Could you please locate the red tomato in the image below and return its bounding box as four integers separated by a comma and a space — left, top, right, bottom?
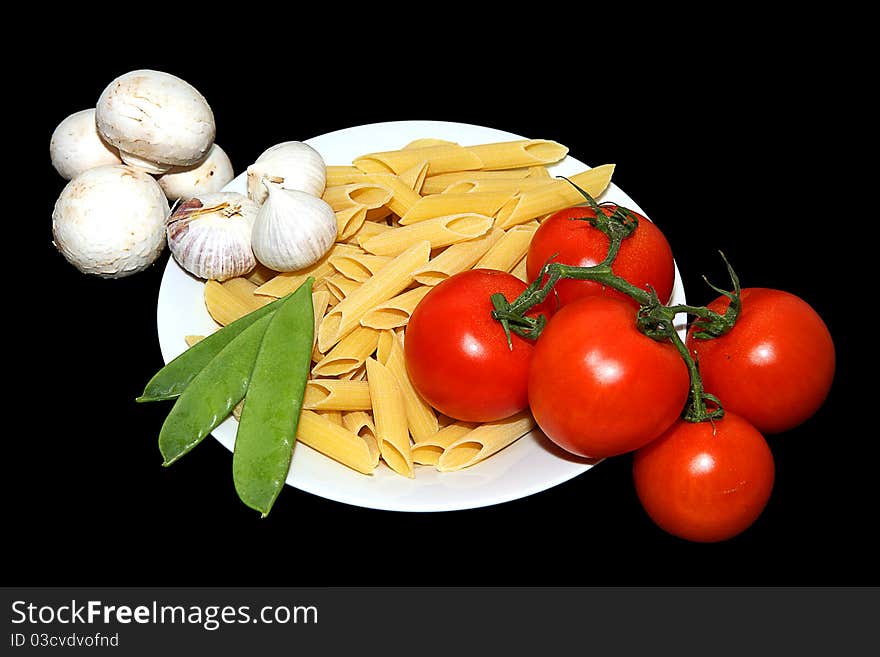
405, 269, 550, 422
528, 296, 689, 458
686, 288, 835, 434
633, 413, 775, 543
526, 205, 675, 307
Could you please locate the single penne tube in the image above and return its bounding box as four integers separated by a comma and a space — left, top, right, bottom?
436, 411, 536, 472
318, 241, 430, 352
245, 263, 279, 286
376, 330, 438, 443
319, 410, 344, 426
325, 165, 367, 186
322, 182, 392, 212
341, 411, 381, 468
184, 334, 206, 347
411, 422, 477, 466
399, 191, 513, 225
340, 362, 367, 381
474, 222, 539, 272
323, 272, 362, 302
398, 160, 429, 193
365, 358, 414, 478
303, 379, 371, 411
510, 254, 529, 282
313, 325, 381, 377
403, 138, 458, 149
311, 290, 331, 347
360, 214, 494, 257
335, 206, 367, 241
220, 276, 260, 298
442, 177, 553, 195
349, 219, 393, 246
360, 286, 432, 330
362, 172, 421, 217
412, 227, 503, 286
526, 165, 551, 179
254, 243, 364, 298
422, 169, 533, 194
495, 164, 615, 229
330, 252, 391, 283
204, 279, 271, 326
464, 139, 568, 170
354, 143, 483, 176
297, 410, 375, 474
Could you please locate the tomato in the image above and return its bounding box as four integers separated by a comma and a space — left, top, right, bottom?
633, 413, 775, 542
528, 296, 689, 458
686, 288, 835, 434
526, 205, 675, 307
405, 269, 551, 423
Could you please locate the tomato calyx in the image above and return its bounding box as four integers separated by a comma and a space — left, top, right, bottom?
490, 180, 742, 424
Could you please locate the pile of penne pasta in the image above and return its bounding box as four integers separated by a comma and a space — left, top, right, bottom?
193, 137, 614, 478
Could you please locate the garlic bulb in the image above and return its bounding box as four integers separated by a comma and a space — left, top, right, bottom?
246, 141, 326, 205
252, 183, 336, 272
166, 192, 260, 281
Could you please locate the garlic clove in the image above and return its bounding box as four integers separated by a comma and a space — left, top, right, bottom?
166, 192, 260, 281
251, 183, 336, 272
246, 141, 326, 205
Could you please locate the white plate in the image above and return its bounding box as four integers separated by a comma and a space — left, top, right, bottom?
156, 120, 687, 512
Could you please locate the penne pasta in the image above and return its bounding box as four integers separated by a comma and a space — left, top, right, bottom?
311, 290, 331, 346
436, 411, 536, 472
296, 410, 376, 474
335, 205, 367, 241
421, 168, 533, 194
442, 177, 553, 195
398, 160, 429, 193
464, 139, 568, 170
362, 172, 422, 217
412, 227, 503, 286
354, 142, 483, 176
495, 164, 615, 229
322, 182, 392, 212
365, 358, 414, 478
376, 330, 438, 443
341, 411, 381, 468
317, 240, 430, 352
474, 222, 539, 272
313, 325, 381, 377
325, 165, 367, 186
349, 219, 393, 246
360, 286, 432, 330
411, 422, 477, 466
360, 214, 494, 257
204, 279, 271, 326
510, 253, 529, 282
319, 410, 344, 426
398, 191, 513, 225
184, 334, 206, 347
330, 252, 391, 283
245, 263, 279, 286
323, 273, 362, 302
403, 138, 458, 149
303, 380, 371, 411
254, 243, 364, 298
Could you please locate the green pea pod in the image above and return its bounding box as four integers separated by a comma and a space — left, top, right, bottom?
159, 312, 275, 466
137, 298, 284, 403
233, 278, 315, 517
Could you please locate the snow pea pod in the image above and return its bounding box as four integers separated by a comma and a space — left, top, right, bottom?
159, 312, 274, 466
233, 278, 314, 517
137, 297, 283, 403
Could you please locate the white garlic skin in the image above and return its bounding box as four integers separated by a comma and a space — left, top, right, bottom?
252, 184, 336, 272
50, 109, 123, 180
96, 69, 216, 174
52, 165, 168, 278
158, 144, 235, 201
247, 141, 326, 205
166, 192, 260, 281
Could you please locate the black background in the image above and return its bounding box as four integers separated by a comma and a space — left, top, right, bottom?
15, 29, 873, 589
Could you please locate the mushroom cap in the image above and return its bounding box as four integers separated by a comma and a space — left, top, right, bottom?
52, 165, 169, 278
157, 143, 235, 201
50, 108, 122, 180
95, 69, 215, 171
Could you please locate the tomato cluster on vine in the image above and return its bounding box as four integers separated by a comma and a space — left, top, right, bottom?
404, 192, 834, 543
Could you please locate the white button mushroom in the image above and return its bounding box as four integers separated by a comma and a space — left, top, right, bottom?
52, 165, 169, 278
50, 108, 122, 180
157, 144, 235, 201
95, 69, 216, 175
